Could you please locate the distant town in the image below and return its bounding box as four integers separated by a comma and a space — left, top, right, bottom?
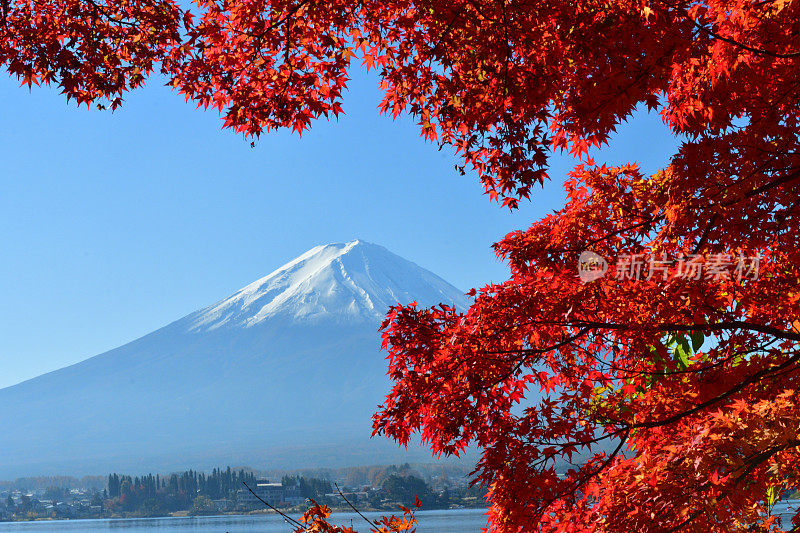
0, 464, 488, 522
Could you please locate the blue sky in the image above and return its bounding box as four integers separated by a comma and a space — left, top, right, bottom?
0, 68, 679, 388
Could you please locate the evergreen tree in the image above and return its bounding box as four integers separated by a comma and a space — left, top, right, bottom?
107, 474, 121, 499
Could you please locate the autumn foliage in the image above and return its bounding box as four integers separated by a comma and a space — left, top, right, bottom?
287, 501, 417, 533
4, 0, 800, 530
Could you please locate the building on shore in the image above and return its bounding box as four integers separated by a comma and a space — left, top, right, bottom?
237, 480, 303, 509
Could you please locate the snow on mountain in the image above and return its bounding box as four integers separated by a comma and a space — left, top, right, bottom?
0, 241, 470, 477
190, 240, 468, 330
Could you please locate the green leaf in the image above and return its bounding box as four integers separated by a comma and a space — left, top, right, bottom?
675, 341, 690, 368
690, 331, 704, 352
767, 485, 778, 507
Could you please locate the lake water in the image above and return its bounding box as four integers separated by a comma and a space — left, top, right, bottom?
1, 502, 797, 532
0, 509, 489, 533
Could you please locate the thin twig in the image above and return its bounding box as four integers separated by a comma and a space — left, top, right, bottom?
688, 15, 800, 59
85, 0, 138, 27
334, 482, 378, 529
242, 481, 305, 530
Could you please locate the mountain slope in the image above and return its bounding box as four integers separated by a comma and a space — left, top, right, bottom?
0, 241, 470, 477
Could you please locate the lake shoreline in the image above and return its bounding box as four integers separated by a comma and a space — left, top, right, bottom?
0, 508, 491, 533
0, 505, 490, 525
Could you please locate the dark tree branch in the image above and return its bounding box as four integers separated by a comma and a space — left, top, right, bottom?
629, 352, 800, 430
85, 0, 138, 27
242, 481, 305, 530
687, 14, 800, 59
334, 482, 378, 529
558, 319, 800, 343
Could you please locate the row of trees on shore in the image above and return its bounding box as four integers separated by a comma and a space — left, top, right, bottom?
107, 467, 257, 503
1, 464, 486, 521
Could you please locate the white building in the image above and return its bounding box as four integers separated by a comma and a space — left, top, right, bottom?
237, 480, 303, 509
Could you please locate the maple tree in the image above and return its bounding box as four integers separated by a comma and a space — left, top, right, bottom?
4, 0, 800, 530
291, 501, 417, 533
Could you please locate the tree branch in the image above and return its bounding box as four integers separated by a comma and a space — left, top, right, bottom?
242, 481, 305, 530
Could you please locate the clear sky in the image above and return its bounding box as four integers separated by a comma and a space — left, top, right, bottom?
0, 68, 680, 389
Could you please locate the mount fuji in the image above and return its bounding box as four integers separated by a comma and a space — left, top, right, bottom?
0, 240, 470, 478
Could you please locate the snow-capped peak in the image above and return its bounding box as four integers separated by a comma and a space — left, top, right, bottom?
188, 240, 468, 331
